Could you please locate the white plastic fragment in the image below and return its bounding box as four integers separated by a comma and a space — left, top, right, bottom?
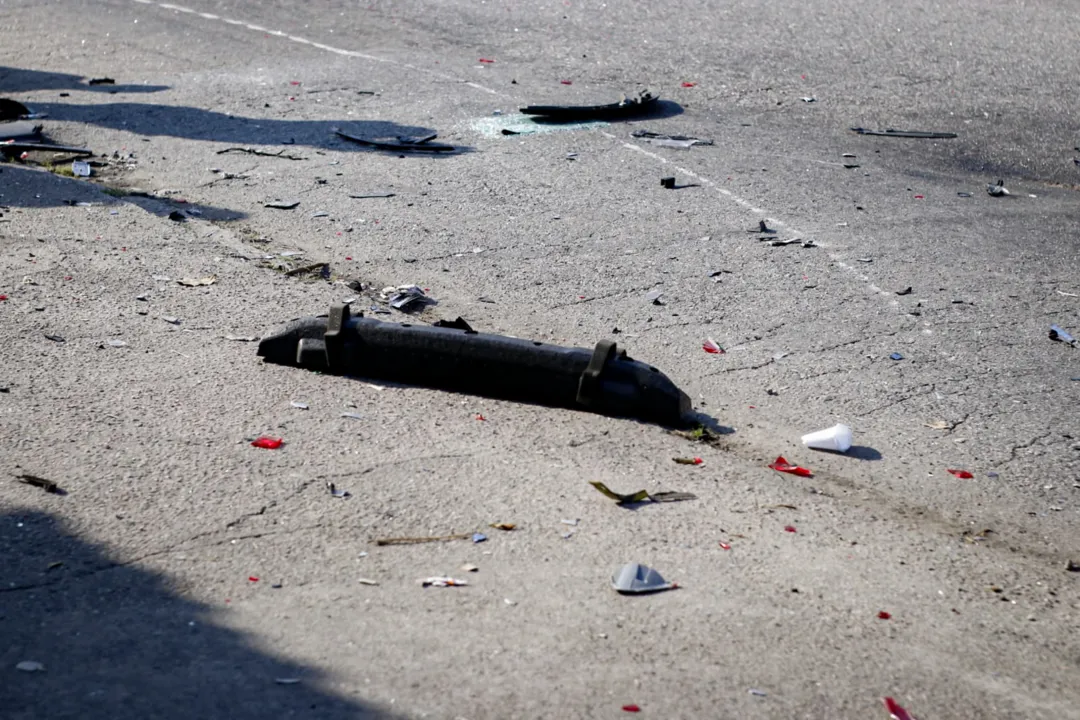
16, 661, 45, 672
611, 563, 675, 594
801, 423, 853, 452
290, 401, 309, 410
107, 339, 128, 347
341, 412, 363, 420
420, 577, 468, 587
72, 160, 91, 177
357, 578, 379, 586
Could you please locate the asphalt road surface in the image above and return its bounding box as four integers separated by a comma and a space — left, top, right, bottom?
2, 1, 1079, 718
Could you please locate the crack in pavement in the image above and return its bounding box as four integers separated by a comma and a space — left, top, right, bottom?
853, 384, 937, 417
548, 284, 656, 309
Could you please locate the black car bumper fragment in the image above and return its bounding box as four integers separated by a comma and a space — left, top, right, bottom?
257, 304, 692, 426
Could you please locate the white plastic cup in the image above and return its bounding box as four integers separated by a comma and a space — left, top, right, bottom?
801, 424, 853, 453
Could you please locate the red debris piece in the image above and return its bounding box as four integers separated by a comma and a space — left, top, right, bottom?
692, 457, 703, 465
681, 81, 696, 87
719, 542, 731, 550
769, 456, 813, 477
478, 58, 495, 63
702, 337, 724, 354
290, 80, 301, 85
64, 276, 72, 281
475, 414, 486, 421
560, 79, 573, 85
345, 256, 353, 261
621, 705, 641, 713
883, 697, 914, 720
947, 469, 974, 479
877, 611, 891, 620
0, 295, 7, 301
249, 576, 259, 582
784, 525, 797, 533
251, 436, 284, 450
913, 194, 924, 199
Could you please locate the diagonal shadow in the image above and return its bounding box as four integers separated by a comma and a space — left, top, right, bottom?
26, 102, 473, 155
0, 509, 400, 719
0, 163, 246, 217
0, 66, 169, 94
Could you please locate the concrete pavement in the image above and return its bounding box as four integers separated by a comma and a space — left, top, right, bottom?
2, 0, 1079, 717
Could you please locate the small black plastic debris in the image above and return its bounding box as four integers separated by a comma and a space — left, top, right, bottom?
264, 199, 300, 209
433, 317, 476, 333
769, 238, 815, 248
850, 127, 957, 139
16, 474, 63, 494
333, 128, 454, 153
349, 192, 395, 199
478, 296, 496, 304
708, 269, 732, 277
521, 90, 658, 120
397, 132, 438, 145
800, 96, 816, 103
645, 288, 665, 305
889, 352, 904, 361
631, 130, 713, 148
660, 176, 676, 189
1049, 324, 1077, 347
843, 163, 860, 169
216, 147, 305, 160
167, 210, 186, 222
957, 192, 972, 198
1067, 560, 1080, 572
749, 219, 776, 234
987, 179, 1010, 197
896, 286, 913, 296
87, 77, 115, 85
44, 334, 65, 343
501, 128, 521, 136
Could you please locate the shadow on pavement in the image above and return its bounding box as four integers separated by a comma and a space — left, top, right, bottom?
0, 509, 397, 720
0, 164, 246, 219
0, 67, 169, 94
26, 101, 473, 155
